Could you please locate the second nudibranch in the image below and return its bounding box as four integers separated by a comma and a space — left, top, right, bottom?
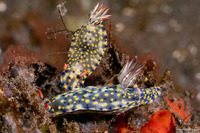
45, 58, 162, 114
45, 85, 161, 114
60, 3, 111, 91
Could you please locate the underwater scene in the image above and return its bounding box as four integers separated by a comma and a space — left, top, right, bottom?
0, 0, 199, 132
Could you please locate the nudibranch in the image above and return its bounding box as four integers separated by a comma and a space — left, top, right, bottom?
61, 3, 111, 91
45, 58, 161, 114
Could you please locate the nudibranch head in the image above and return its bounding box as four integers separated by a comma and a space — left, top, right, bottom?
45, 85, 161, 115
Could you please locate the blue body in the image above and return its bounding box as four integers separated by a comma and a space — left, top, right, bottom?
60, 24, 107, 90
45, 85, 161, 115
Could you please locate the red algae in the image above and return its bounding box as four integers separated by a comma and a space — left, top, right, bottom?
140, 110, 175, 133
167, 97, 190, 123
115, 111, 176, 133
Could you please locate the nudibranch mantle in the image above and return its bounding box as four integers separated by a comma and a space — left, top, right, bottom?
60, 3, 110, 91
45, 85, 161, 115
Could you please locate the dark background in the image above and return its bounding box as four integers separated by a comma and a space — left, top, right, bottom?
0, 0, 200, 104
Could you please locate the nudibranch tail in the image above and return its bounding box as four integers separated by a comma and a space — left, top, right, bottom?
45, 85, 161, 115
118, 58, 143, 88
